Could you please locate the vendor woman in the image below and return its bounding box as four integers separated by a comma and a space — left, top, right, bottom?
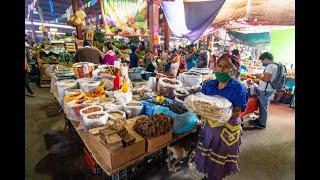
195, 57, 249, 180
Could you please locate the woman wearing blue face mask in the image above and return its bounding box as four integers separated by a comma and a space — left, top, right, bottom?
195, 57, 249, 180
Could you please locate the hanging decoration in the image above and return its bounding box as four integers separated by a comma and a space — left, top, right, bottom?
49, 0, 55, 18
100, 0, 148, 36
67, 10, 86, 28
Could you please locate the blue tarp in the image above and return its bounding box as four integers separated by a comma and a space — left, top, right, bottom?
227, 31, 271, 47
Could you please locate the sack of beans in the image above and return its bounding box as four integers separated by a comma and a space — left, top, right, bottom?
153, 101, 198, 134
80, 81, 101, 93
56, 79, 78, 102
179, 72, 202, 88
157, 78, 182, 99
82, 111, 109, 131
122, 101, 144, 118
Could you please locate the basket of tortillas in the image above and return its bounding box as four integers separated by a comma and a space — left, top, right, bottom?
184, 92, 233, 124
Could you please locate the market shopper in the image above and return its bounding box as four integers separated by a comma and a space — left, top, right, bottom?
195, 57, 248, 180
249, 52, 279, 129
230, 49, 241, 78
75, 40, 103, 64
170, 49, 181, 77
129, 47, 139, 68
186, 46, 198, 70
103, 43, 117, 65
25, 56, 35, 97
143, 51, 157, 73
197, 49, 209, 68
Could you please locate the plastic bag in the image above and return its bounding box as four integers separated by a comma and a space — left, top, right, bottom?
104, 103, 122, 111
82, 99, 99, 107
114, 90, 133, 105
80, 81, 101, 93
147, 77, 157, 92
123, 101, 144, 118
105, 110, 126, 120
82, 111, 108, 131
180, 72, 203, 88
72, 62, 94, 78
65, 99, 86, 121
184, 92, 233, 124
157, 78, 182, 98
96, 98, 115, 107
56, 79, 78, 101
153, 106, 198, 134
79, 105, 104, 119
173, 88, 190, 101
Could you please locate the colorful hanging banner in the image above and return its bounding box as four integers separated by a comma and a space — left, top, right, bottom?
100, 0, 148, 36
49, 0, 55, 17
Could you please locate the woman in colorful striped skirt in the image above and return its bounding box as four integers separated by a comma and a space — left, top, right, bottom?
195, 57, 249, 180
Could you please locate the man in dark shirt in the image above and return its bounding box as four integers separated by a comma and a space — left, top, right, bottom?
129, 47, 139, 68
75, 40, 102, 64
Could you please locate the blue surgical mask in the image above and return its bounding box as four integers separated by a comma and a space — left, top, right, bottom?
262, 63, 268, 67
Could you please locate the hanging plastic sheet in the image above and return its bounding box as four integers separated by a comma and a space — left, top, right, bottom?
227, 31, 271, 48
49, 0, 55, 18
161, 0, 226, 42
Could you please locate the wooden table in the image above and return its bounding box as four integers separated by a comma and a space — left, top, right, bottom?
69, 120, 197, 176
51, 91, 198, 178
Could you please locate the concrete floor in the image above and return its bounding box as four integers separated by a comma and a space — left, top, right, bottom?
25, 83, 295, 180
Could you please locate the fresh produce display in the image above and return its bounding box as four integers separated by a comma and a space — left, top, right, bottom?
100, 0, 148, 36
133, 113, 172, 138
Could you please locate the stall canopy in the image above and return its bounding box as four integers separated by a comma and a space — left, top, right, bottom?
161, 0, 226, 42
213, 0, 295, 26
161, 0, 294, 42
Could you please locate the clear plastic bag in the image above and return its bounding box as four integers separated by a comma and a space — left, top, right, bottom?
122, 101, 144, 118
79, 105, 104, 119
180, 72, 203, 88
184, 92, 233, 124
114, 90, 133, 105
56, 79, 78, 100
157, 78, 182, 98
105, 110, 126, 120
104, 103, 122, 111
65, 99, 83, 121
80, 81, 101, 93
82, 111, 108, 131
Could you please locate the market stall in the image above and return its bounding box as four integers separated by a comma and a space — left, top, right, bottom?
49, 61, 213, 178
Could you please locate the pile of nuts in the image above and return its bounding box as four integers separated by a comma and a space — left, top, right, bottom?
133, 114, 172, 138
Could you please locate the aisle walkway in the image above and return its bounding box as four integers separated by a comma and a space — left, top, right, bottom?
25, 84, 295, 180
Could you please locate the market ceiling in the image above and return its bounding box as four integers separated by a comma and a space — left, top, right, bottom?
25, 0, 102, 23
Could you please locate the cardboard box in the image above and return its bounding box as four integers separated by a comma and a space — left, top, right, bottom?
145, 129, 172, 153
104, 128, 145, 170
126, 115, 173, 153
